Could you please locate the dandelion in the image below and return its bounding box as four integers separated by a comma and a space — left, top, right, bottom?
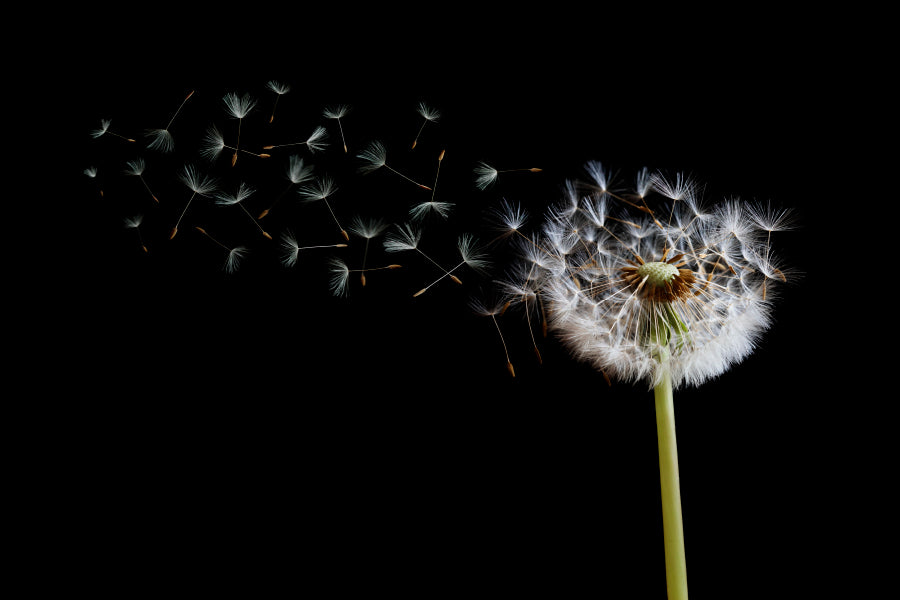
258, 154, 315, 219
413, 233, 489, 297
124, 214, 147, 253
279, 230, 347, 268
90, 119, 135, 143
266, 80, 290, 123
474, 161, 542, 190
409, 149, 454, 221
84, 166, 102, 197
298, 176, 347, 241
325, 255, 399, 297
170, 164, 217, 239
411, 101, 440, 149
469, 296, 515, 377
195, 227, 248, 274
146, 90, 194, 152
504, 162, 795, 600
263, 125, 328, 153
215, 182, 272, 239
201, 125, 271, 163
323, 104, 350, 152
384, 223, 463, 293
357, 140, 432, 190
347, 215, 391, 286
222, 92, 257, 166
123, 158, 159, 204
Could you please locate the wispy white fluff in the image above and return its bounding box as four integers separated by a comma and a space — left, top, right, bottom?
504, 162, 793, 389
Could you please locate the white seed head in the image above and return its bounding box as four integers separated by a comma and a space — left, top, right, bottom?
357, 140, 387, 173
223, 92, 257, 119
474, 162, 499, 190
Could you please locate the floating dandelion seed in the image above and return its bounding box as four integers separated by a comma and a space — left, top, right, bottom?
91, 119, 135, 143
201, 125, 271, 163
326, 255, 399, 297
222, 92, 258, 166
146, 90, 194, 153
258, 154, 315, 219
505, 162, 795, 599
124, 214, 148, 253
323, 104, 350, 152
357, 140, 432, 190
279, 230, 347, 268
195, 227, 247, 274
413, 233, 489, 297
266, 80, 290, 123
263, 125, 328, 153
411, 101, 440, 149
409, 149, 454, 221
215, 182, 272, 239
298, 176, 347, 241
123, 158, 159, 204
84, 166, 102, 197
384, 223, 462, 292
469, 296, 515, 377
348, 215, 389, 286
474, 161, 542, 190
170, 164, 217, 239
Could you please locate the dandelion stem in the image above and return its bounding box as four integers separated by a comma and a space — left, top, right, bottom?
654, 358, 688, 600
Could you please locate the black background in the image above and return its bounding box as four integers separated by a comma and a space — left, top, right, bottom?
36, 4, 855, 597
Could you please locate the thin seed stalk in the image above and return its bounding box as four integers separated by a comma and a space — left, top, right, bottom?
654, 352, 688, 600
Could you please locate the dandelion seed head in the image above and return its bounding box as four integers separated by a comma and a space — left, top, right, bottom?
91, 119, 111, 138
305, 126, 329, 153
409, 200, 455, 221
474, 162, 499, 190
416, 102, 440, 122
323, 104, 350, 119
457, 233, 490, 271
84, 166, 98, 178
216, 182, 256, 206
200, 125, 226, 161
508, 162, 792, 389
266, 80, 290, 95
124, 158, 146, 176
124, 214, 144, 229
280, 231, 300, 267
298, 176, 338, 202
286, 155, 315, 185
348, 215, 387, 239
223, 92, 257, 119
357, 140, 387, 173
383, 223, 421, 252
225, 247, 247, 274
179, 164, 218, 195
328, 257, 351, 297
146, 128, 175, 152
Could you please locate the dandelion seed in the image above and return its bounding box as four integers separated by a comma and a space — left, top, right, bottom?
357, 140, 432, 190
299, 176, 348, 241
201, 125, 271, 163
384, 223, 462, 294
84, 166, 102, 197
279, 230, 347, 268
195, 226, 247, 274
146, 90, 194, 152
348, 215, 388, 286
474, 161, 542, 190
328, 257, 351, 297
222, 92, 257, 166
266, 80, 290, 123
170, 164, 217, 239
123, 158, 159, 204
411, 101, 440, 149
215, 182, 272, 239
124, 214, 148, 253
469, 296, 515, 377
258, 154, 315, 219
409, 149, 454, 221
323, 104, 350, 152
263, 125, 328, 153
91, 119, 136, 143
413, 233, 489, 297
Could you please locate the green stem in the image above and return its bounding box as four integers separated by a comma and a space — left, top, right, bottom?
655, 363, 688, 600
